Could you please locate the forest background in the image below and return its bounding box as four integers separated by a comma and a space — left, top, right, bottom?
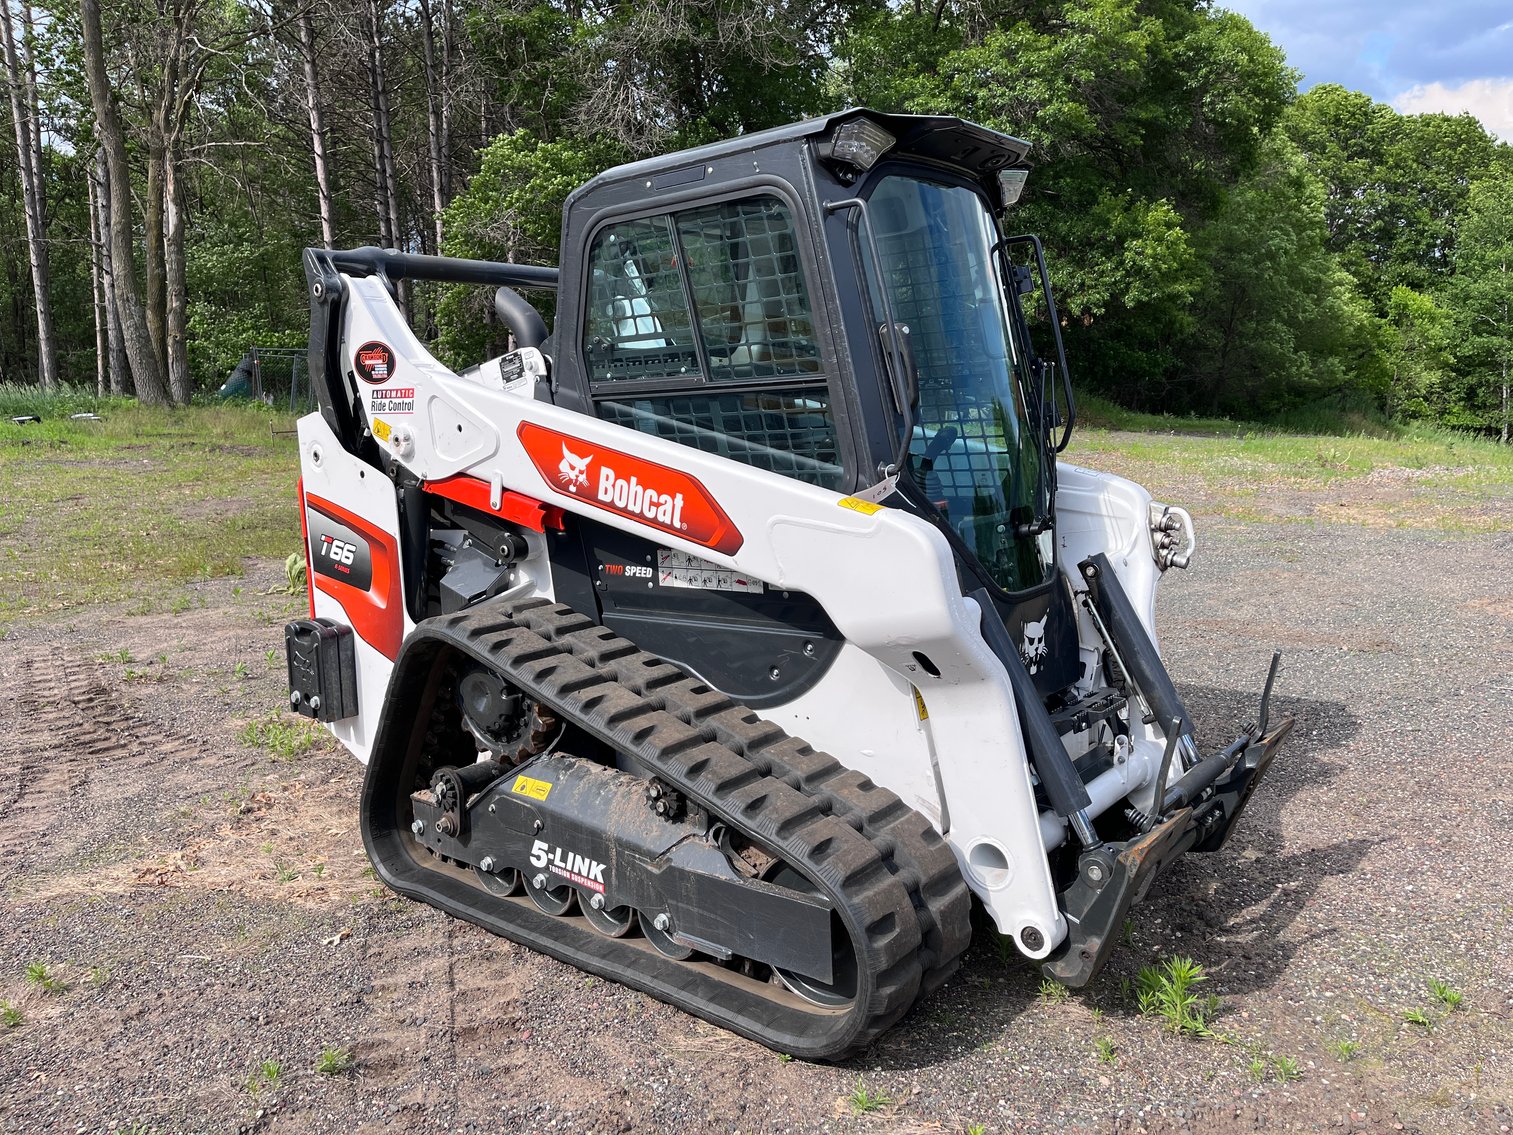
1, 0, 1510, 436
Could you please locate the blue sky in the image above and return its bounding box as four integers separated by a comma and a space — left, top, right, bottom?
1220, 1, 1513, 138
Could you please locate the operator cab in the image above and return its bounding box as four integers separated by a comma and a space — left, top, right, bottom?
550, 110, 1079, 700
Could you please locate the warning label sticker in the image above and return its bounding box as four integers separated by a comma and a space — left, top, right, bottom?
511, 775, 552, 801
371, 417, 392, 443
370, 386, 415, 415
837, 496, 883, 516
656, 549, 765, 593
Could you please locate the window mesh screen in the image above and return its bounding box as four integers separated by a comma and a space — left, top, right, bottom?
584, 197, 820, 385
598, 392, 844, 489
875, 218, 1015, 503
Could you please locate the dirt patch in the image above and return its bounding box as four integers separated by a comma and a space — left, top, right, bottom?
2, 515, 1511, 1135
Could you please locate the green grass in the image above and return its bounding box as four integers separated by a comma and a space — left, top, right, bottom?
1037, 976, 1070, 1004
1094, 1036, 1117, 1064
848, 1078, 892, 1115
315, 1045, 355, 1076
0, 398, 300, 628
1428, 978, 1464, 1011
1, 1001, 21, 1027
238, 712, 323, 760
1327, 1037, 1360, 1061
244, 1058, 283, 1094
1402, 1007, 1434, 1029
24, 961, 67, 994
1069, 391, 1513, 531
1136, 955, 1217, 1038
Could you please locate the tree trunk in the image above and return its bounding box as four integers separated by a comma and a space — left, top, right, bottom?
95, 148, 128, 395
87, 164, 106, 395
164, 144, 191, 402
93, 147, 126, 396
418, 0, 444, 253
440, 0, 452, 205
0, 0, 58, 388
364, 0, 391, 246
79, 0, 169, 404
144, 137, 167, 375
365, 0, 407, 314
298, 7, 334, 248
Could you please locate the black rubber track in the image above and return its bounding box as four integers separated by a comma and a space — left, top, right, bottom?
515, 603, 973, 999
361, 597, 972, 1059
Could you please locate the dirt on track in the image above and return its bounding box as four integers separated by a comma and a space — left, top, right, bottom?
1, 511, 1511, 1135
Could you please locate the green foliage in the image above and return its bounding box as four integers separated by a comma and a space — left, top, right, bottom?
238, 713, 320, 761
24, 961, 67, 993
1271, 1055, 1300, 1082
1402, 1007, 1434, 1029
1443, 177, 1513, 438
435, 132, 626, 366
833, 0, 1295, 404
1136, 955, 1216, 1037
315, 1046, 355, 1075
848, 1078, 892, 1115
1380, 287, 1453, 420
284, 552, 307, 595
244, 1059, 282, 1094
1, 1001, 21, 1027
1184, 134, 1385, 416
1327, 1037, 1360, 1061
8, 0, 1510, 434
1094, 1036, 1116, 1064
1037, 977, 1070, 1004
1284, 85, 1504, 306
1428, 978, 1464, 1011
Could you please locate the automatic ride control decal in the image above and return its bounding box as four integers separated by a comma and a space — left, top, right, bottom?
517, 422, 743, 554
370, 386, 415, 415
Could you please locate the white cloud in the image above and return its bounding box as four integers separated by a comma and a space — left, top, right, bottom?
1392, 77, 1513, 139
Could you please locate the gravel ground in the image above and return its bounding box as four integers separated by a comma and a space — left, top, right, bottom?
1, 494, 1510, 1135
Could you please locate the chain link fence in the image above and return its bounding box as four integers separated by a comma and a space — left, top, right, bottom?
221, 348, 314, 413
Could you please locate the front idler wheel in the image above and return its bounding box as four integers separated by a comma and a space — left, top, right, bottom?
767, 865, 859, 1008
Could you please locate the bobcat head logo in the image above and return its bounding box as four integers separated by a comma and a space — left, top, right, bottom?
1020, 616, 1048, 675
558, 443, 593, 491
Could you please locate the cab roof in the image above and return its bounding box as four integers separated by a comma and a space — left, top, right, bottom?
572, 109, 1032, 201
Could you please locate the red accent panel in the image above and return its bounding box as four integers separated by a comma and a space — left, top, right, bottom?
422, 475, 565, 532
516, 422, 743, 555
306, 493, 404, 660
297, 477, 315, 619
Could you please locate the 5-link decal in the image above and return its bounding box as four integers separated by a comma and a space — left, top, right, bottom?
530, 839, 606, 893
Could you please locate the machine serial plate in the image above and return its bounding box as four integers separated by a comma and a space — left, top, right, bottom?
656, 549, 766, 594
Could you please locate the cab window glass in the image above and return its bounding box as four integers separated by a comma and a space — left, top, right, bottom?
584, 197, 820, 384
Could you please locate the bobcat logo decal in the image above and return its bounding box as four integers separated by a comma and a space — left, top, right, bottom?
1020, 616, 1048, 676
558, 443, 593, 491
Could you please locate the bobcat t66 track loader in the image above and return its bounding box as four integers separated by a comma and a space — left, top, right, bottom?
287, 110, 1293, 1059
